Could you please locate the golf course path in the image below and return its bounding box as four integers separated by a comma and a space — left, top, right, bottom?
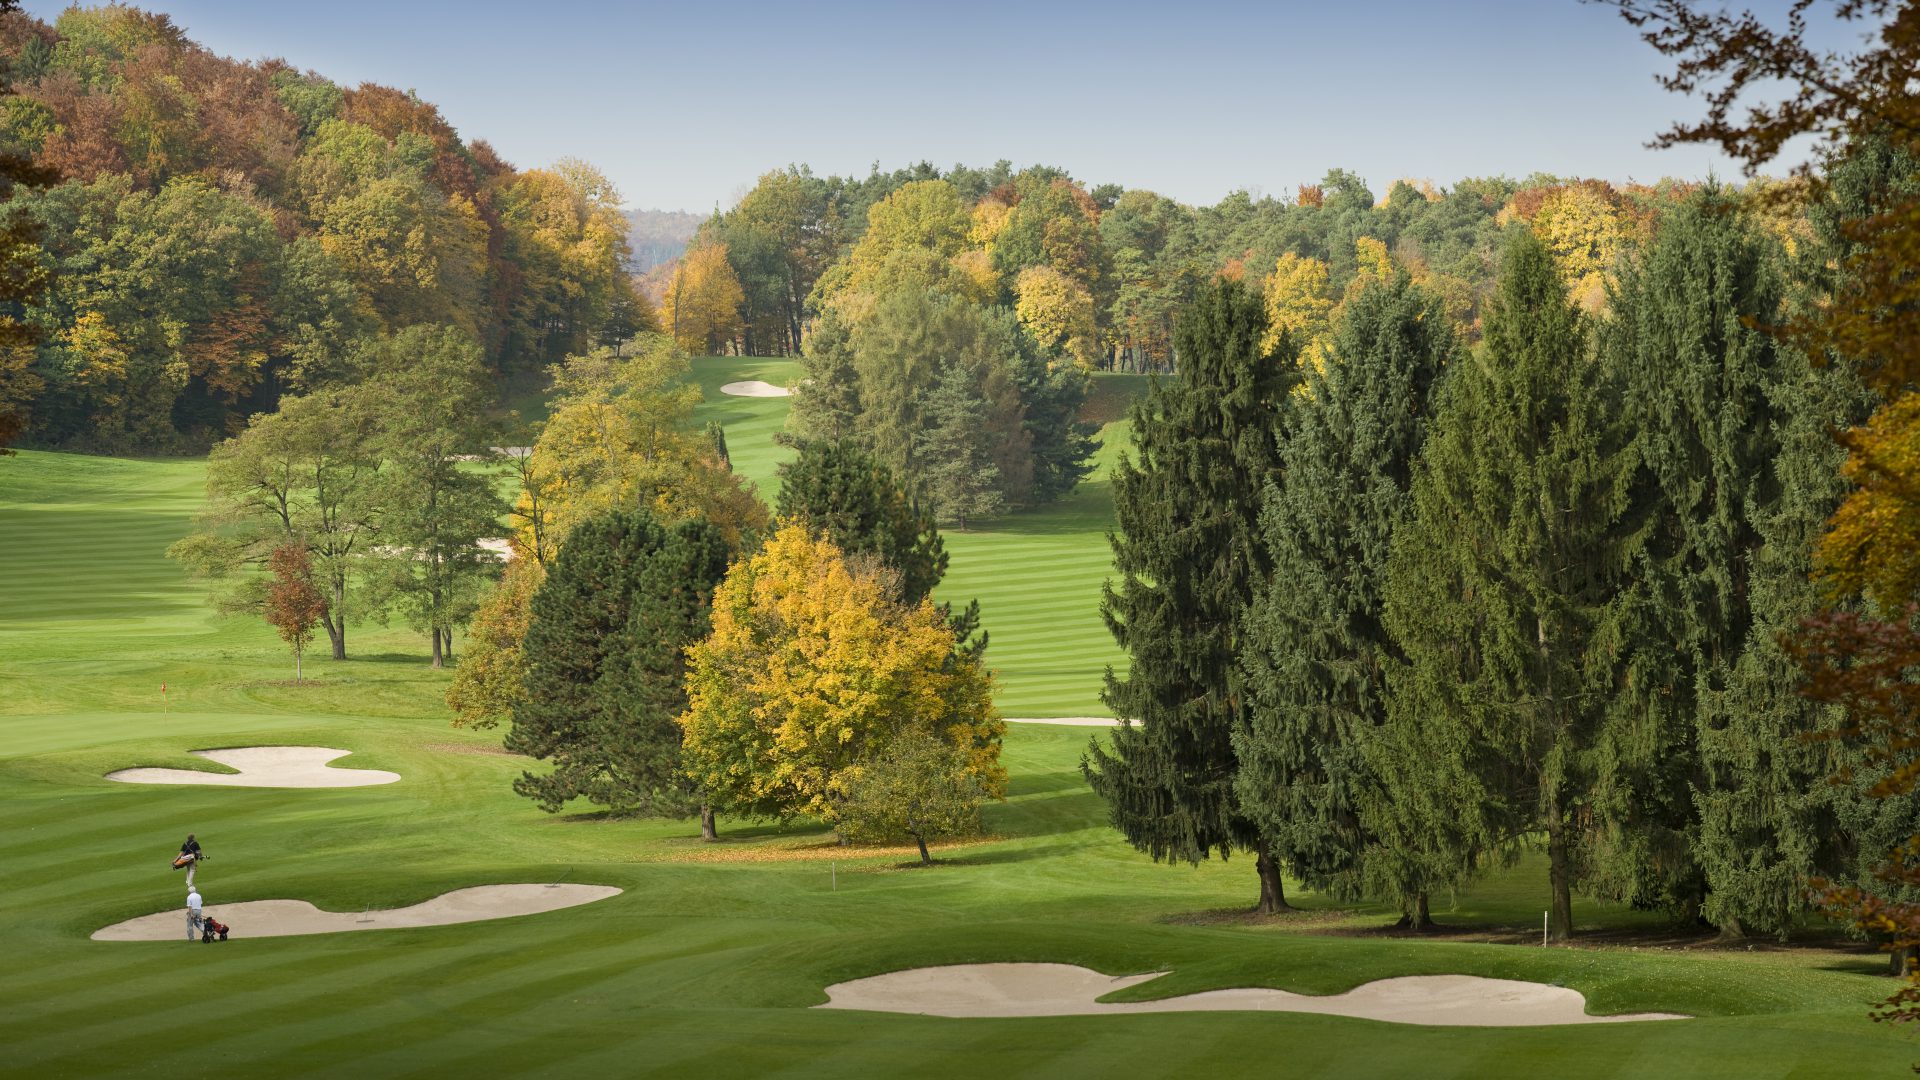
92, 884, 623, 940
106, 746, 401, 788
817, 963, 1686, 1026
719, 380, 791, 397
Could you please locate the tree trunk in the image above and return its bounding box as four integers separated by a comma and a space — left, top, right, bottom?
294, 641, 302, 683
916, 832, 931, 866
1392, 891, 1433, 931
1892, 945, 1917, 977
1717, 913, 1746, 942
326, 581, 347, 660
430, 627, 443, 669
700, 806, 717, 842
1254, 839, 1293, 914
1545, 796, 1574, 941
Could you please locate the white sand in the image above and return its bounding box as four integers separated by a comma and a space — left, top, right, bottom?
106, 747, 401, 789
1003, 717, 1120, 727
817, 963, 1685, 1026
719, 380, 792, 398
92, 884, 622, 941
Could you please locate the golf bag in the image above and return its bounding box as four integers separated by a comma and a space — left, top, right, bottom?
200, 917, 229, 942
172, 853, 196, 870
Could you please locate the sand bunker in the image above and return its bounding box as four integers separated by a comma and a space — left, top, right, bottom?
818, 963, 1685, 1026
106, 746, 401, 788
719, 380, 792, 398
1004, 717, 1119, 727
92, 884, 622, 941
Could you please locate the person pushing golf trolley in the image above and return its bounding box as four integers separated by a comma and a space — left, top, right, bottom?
172, 833, 206, 886
185, 886, 203, 941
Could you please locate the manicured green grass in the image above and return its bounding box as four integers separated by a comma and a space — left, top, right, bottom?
1, 417, 1913, 1076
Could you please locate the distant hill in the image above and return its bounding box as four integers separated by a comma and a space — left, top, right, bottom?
627, 209, 704, 272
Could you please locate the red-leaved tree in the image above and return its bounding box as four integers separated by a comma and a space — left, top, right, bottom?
264, 542, 327, 681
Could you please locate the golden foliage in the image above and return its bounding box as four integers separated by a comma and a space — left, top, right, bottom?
661, 241, 744, 353
678, 524, 1004, 823
1258, 253, 1333, 364
1014, 264, 1099, 368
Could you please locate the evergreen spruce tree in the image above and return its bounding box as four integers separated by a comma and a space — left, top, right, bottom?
1233, 275, 1455, 919
914, 363, 1006, 530
1083, 278, 1299, 913
1378, 231, 1637, 940
1601, 185, 1828, 932
507, 508, 732, 823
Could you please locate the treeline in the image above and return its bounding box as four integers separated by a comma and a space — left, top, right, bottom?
0, 4, 642, 452
1088, 145, 1916, 943
663, 159, 1710, 371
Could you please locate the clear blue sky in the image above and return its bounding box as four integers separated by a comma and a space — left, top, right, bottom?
21, 1, 1851, 211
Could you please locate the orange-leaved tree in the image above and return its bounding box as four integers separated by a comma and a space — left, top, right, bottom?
264, 542, 327, 681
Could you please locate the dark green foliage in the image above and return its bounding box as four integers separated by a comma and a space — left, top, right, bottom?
1600, 186, 1814, 930
776, 438, 947, 603
1013, 345, 1100, 502
1378, 231, 1637, 939
1233, 275, 1454, 908
507, 508, 731, 816
1083, 278, 1298, 911
914, 363, 1006, 530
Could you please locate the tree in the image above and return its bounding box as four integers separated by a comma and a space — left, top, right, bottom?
660, 240, 743, 354
1377, 231, 1637, 940
1014, 265, 1099, 369
1258, 253, 1333, 364
775, 438, 947, 603
1600, 185, 1845, 933
264, 542, 326, 681
678, 524, 1004, 823
838, 733, 993, 865
446, 556, 543, 729
1233, 274, 1455, 923
512, 338, 767, 560
506, 508, 732, 821
914, 364, 1005, 530
1082, 278, 1299, 913
363, 325, 505, 666
169, 385, 382, 660
775, 437, 985, 658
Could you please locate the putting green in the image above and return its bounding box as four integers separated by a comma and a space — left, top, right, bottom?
0, 375, 1906, 1077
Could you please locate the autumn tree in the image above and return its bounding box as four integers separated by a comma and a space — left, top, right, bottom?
446, 556, 543, 729
264, 542, 327, 681
1258, 253, 1334, 363
678, 525, 1004, 824
1083, 278, 1299, 913
661, 240, 744, 354
1013, 264, 1099, 369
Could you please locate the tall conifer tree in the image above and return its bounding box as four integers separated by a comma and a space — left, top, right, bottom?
1234, 275, 1454, 917
508, 509, 732, 822
1083, 278, 1298, 912
1379, 231, 1637, 939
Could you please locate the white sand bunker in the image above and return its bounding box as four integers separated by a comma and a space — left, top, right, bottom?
92, 884, 622, 941
106, 747, 401, 788
818, 963, 1685, 1026
719, 380, 791, 397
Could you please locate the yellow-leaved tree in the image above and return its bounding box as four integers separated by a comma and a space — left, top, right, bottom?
1525, 185, 1625, 313
662, 241, 744, 354
1259, 253, 1334, 365
678, 524, 1005, 823
1014, 264, 1100, 368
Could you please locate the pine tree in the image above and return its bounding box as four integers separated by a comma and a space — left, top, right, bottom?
1233, 275, 1455, 920
506, 508, 732, 821
914, 363, 1005, 530
1083, 278, 1299, 913
1379, 231, 1637, 940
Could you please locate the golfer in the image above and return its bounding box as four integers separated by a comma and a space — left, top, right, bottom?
185, 887, 203, 941
176, 834, 205, 886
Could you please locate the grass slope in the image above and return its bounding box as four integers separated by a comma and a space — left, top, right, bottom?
0, 392, 1910, 1076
